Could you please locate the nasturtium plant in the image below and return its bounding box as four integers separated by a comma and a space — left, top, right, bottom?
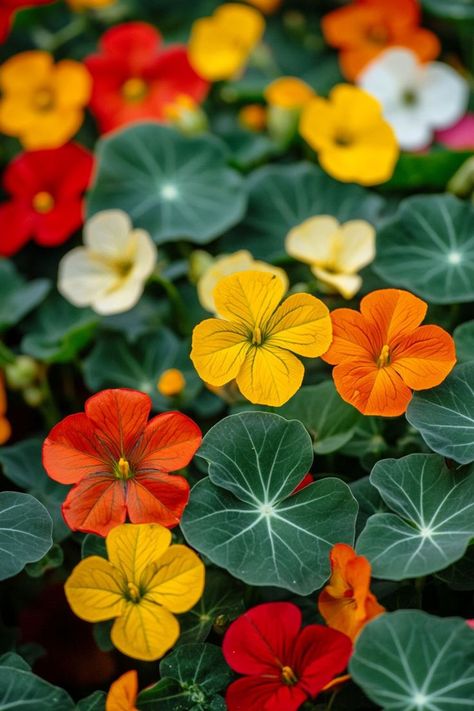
454, 320, 474, 362
0, 259, 50, 331
357, 454, 474, 579
0, 653, 74, 710
350, 611, 474, 710
87, 123, 247, 245
374, 194, 474, 304
407, 362, 474, 464
181, 412, 358, 593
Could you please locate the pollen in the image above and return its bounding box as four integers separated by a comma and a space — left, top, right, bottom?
252, 326, 262, 345
281, 665, 298, 685
117, 457, 130, 479
377, 344, 390, 368
121, 77, 148, 102
33, 191, 55, 213
127, 582, 141, 602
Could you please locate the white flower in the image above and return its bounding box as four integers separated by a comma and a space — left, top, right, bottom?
58, 210, 157, 315
358, 48, 469, 151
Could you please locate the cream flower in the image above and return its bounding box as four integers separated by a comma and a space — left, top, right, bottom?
358, 48, 469, 151
285, 216, 375, 299
58, 210, 157, 315
197, 250, 288, 314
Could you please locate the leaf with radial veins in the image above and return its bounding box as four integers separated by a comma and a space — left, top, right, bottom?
454, 320, 474, 363
373, 194, 474, 304
406, 362, 474, 465
356, 454, 474, 580
181, 412, 357, 594
350, 610, 474, 711
0, 653, 74, 710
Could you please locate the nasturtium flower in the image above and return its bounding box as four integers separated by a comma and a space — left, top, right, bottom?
197, 250, 288, 314
68, 0, 116, 10
318, 543, 385, 641
223, 602, 352, 711
300, 84, 398, 186
0, 374, 11, 445
157, 368, 186, 398
65, 523, 205, 660
436, 114, 474, 151
0, 0, 53, 42
58, 210, 157, 316
358, 48, 469, 151
246, 0, 281, 13
322, 289, 456, 417
238, 104, 267, 132
0, 144, 93, 257
106, 670, 138, 711
265, 77, 314, 109
191, 271, 332, 407
189, 3, 265, 82
322, 0, 440, 81
286, 216, 376, 299
0, 51, 91, 149
43, 388, 201, 536
84, 22, 209, 133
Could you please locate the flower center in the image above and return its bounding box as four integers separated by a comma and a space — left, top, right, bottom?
32, 191, 55, 213
33, 87, 55, 111
402, 88, 418, 106
121, 77, 149, 103
333, 131, 353, 147
377, 344, 390, 368
126, 582, 141, 602
281, 666, 298, 686
367, 24, 389, 45
252, 327, 263, 345
115, 456, 132, 479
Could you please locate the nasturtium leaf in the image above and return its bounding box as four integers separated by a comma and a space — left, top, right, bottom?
81, 534, 107, 560
76, 691, 106, 711
0, 439, 70, 541
87, 123, 247, 245
83, 329, 201, 411
406, 362, 474, 464
422, 0, 474, 20
219, 162, 384, 260
436, 546, 474, 591
0, 652, 74, 710
373, 194, 474, 304
0, 492, 53, 581
181, 412, 357, 594
0, 259, 50, 331
350, 610, 474, 710
21, 292, 98, 363
350, 476, 388, 537
357, 454, 474, 579
384, 149, 472, 190
454, 320, 474, 362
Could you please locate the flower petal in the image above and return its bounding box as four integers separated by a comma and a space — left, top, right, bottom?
191, 318, 249, 387
85, 389, 151, 459
214, 271, 285, 329
391, 324, 456, 390
58, 247, 119, 308
106, 522, 172, 584
336, 220, 376, 274
135, 411, 201, 472
321, 309, 375, 366
236, 344, 304, 407
62, 474, 127, 536
266, 293, 332, 358
332, 359, 412, 416
106, 670, 138, 711
126, 473, 189, 528
360, 289, 427, 345
285, 216, 339, 265
226, 676, 305, 711
84, 210, 133, 259
65, 556, 125, 623
111, 598, 179, 661
293, 625, 352, 695
142, 543, 204, 613
312, 268, 362, 300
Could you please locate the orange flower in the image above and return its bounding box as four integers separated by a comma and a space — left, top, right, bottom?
322, 0, 440, 81
318, 543, 385, 641
322, 289, 456, 417
0, 373, 11, 445
106, 670, 138, 711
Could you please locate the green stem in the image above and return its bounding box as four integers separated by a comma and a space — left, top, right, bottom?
150, 272, 191, 335
34, 16, 87, 52
415, 576, 426, 609
326, 690, 338, 711
39, 372, 61, 430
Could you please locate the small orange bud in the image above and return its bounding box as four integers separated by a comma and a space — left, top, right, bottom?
157, 369, 186, 397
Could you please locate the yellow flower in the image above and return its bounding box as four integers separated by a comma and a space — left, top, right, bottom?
191, 271, 332, 406
0, 51, 91, 150
197, 250, 288, 314
265, 77, 314, 109
246, 0, 281, 13
58, 210, 157, 316
189, 3, 265, 82
299, 84, 398, 186
286, 216, 375, 299
68, 0, 116, 9
157, 369, 186, 397
65, 523, 205, 661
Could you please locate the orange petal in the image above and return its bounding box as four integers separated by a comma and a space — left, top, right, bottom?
85, 389, 151, 457
321, 308, 375, 365
62, 474, 127, 536
126, 473, 189, 528
391, 325, 456, 391
106, 670, 138, 711
394, 28, 440, 63
136, 411, 202, 472
360, 289, 427, 348
332, 359, 412, 416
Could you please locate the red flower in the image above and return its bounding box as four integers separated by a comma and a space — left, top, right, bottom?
84, 22, 209, 133
223, 602, 352, 711
0, 1, 53, 42
42, 388, 202, 537
0, 143, 93, 257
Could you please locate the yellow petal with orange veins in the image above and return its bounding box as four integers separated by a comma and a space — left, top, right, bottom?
142, 544, 205, 613
214, 270, 285, 328
65, 556, 125, 623
106, 523, 172, 585
285, 216, 339, 265
266, 293, 332, 358
191, 318, 249, 387
111, 598, 179, 661
106, 670, 138, 711
236, 344, 304, 406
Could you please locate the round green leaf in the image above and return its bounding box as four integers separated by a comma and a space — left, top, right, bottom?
356, 454, 474, 579
181, 412, 357, 594
422, 0, 474, 20
219, 162, 384, 260
0, 259, 50, 331
373, 194, 474, 304
0, 653, 74, 710
0, 492, 53, 581
406, 362, 474, 464
454, 320, 474, 363
87, 123, 247, 245
350, 610, 474, 710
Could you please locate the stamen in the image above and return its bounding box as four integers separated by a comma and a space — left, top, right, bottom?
252, 327, 262, 345
281, 666, 298, 685
377, 344, 390, 368
127, 582, 140, 602
117, 457, 130, 479
33, 191, 55, 213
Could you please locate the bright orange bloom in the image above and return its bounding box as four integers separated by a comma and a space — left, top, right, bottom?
322, 0, 440, 81
322, 289, 456, 417
0, 373, 11, 445
106, 670, 138, 711
318, 543, 385, 641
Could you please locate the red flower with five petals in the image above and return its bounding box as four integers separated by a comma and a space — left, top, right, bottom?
223, 602, 352, 711
0, 143, 93, 257
84, 22, 209, 133
42, 389, 202, 537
